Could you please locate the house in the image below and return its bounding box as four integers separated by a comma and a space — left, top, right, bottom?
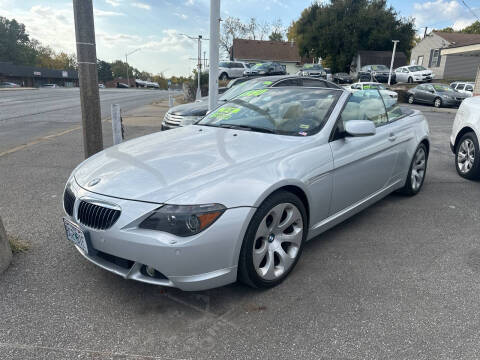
230, 39, 304, 75
410, 31, 480, 80
351, 50, 407, 75
0, 62, 78, 87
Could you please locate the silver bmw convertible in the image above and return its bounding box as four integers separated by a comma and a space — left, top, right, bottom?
63, 87, 429, 290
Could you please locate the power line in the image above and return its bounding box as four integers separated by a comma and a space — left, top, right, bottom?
460, 0, 480, 22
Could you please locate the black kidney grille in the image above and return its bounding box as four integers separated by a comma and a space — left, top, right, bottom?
63, 188, 75, 216
77, 201, 120, 230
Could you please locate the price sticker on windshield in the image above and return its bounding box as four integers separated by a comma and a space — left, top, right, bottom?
239, 89, 269, 98
209, 106, 241, 121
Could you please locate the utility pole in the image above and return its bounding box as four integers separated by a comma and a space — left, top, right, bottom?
125, 48, 140, 88
423, 27, 428, 39
180, 34, 208, 100
73, 0, 103, 158
388, 40, 399, 86
208, 0, 221, 111
197, 35, 202, 100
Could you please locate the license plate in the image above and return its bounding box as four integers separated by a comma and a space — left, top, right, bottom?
63, 218, 88, 254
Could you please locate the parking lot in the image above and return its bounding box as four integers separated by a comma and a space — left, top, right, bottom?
1, 104, 480, 359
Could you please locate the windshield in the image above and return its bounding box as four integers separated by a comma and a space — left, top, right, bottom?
252, 63, 270, 70
363, 83, 385, 90
371, 65, 389, 71
198, 88, 341, 136
408, 66, 426, 72
303, 64, 323, 70
219, 78, 273, 101
433, 84, 454, 92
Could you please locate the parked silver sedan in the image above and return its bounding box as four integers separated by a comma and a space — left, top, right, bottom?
62, 87, 430, 290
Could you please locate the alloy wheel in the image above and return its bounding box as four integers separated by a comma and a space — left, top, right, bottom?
411, 147, 426, 191
408, 95, 414, 104
434, 98, 442, 108
457, 138, 475, 174
252, 203, 303, 281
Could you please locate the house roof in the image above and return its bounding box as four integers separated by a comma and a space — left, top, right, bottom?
232, 39, 301, 63
0, 62, 78, 79
357, 50, 407, 68
433, 31, 480, 47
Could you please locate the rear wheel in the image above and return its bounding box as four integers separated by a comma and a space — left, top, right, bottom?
238, 191, 307, 288
408, 95, 415, 104
434, 97, 442, 108
455, 132, 480, 180
399, 143, 428, 196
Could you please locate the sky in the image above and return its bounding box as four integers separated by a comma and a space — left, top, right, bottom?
1, 0, 479, 77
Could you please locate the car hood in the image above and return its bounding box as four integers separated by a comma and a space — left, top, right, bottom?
168, 101, 209, 117
73, 125, 300, 204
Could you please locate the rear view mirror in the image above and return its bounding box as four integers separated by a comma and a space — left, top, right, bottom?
345, 120, 376, 137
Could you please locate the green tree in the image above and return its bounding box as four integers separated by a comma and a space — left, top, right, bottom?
269, 31, 284, 41
289, 0, 415, 72
0, 16, 36, 65
97, 60, 113, 82
462, 21, 480, 34
438, 26, 455, 33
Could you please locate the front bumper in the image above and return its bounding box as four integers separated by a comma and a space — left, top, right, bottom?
161, 122, 180, 131
442, 98, 464, 107
63, 179, 255, 291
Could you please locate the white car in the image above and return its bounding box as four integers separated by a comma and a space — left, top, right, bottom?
395, 66, 434, 83
450, 82, 474, 97
218, 61, 250, 80
346, 82, 398, 100
450, 96, 480, 179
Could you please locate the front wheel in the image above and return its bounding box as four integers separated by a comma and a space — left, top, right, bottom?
219, 72, 228, 81
455, 132, 480, 180
408, 77, 413, 83
238, 191, 307, 288
399, 143, 428, 196
434, 97, 442, 108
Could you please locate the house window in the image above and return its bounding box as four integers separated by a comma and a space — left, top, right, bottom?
429, 49, 441, 67
417, 56, 423, 66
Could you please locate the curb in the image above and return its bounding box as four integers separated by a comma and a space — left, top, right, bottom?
0, 87, 37, 91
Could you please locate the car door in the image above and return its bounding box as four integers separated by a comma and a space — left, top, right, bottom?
329, 90, 398, 214
414, 85, 428, 103
395, 68, 405, 82
423, 84, 436, 104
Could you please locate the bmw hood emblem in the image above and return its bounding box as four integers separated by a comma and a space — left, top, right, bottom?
88, 178, 101, 187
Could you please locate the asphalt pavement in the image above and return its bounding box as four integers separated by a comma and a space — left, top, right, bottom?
1, 105, 480, 359
0, 88, 170, 153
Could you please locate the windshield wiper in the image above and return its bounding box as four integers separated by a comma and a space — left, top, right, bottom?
219, 123, 276, 134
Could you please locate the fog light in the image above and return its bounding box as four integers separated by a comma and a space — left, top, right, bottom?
146, 266, 156, 277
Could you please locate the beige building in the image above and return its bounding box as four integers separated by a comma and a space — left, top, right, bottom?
410, 31, 480, 80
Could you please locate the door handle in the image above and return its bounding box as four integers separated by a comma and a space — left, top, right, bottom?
388, 133, 397, 141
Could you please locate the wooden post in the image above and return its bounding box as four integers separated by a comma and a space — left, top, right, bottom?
0, 216, 12, 274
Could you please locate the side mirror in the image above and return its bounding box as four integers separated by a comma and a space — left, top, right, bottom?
345, 120, 376, 137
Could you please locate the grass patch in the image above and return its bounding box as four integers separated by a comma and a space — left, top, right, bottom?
8, 235, 30, 253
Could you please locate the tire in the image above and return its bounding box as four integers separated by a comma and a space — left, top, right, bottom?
219, 72, 228, 81
434, 97, 442, 108
408, 95, 415, 104
408, 77, 413, 83
399, 143, 428, 196
238, 191, 307, 289
455, 132, 480, 180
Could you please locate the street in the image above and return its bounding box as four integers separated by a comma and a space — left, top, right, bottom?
1, 105, 480, 359
0, 88, 169, 153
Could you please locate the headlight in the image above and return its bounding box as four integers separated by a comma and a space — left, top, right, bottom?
258, 70, 266, 75
139, 204, 226, 237
302, 71, 308, 76
180, 116, 202, 126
